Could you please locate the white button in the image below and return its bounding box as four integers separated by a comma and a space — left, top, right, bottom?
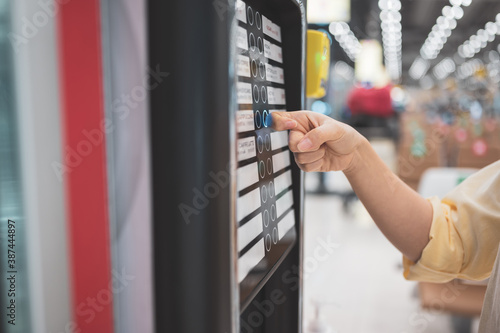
268, 181, 275, 198
258, 160, 265, 178
236, 55, 251, 77
274, 170, 292, 196
236, 26, 248, 51
276, 189, 293, 218
247, 6, 254, 25
263, 209, 270, 227
259, 62, 266, 79
272, 150, 290, 173
264, 133, 271, 151
261, 185, 268, 203
236, 162, 258, 191
238, 214, 263, 252
257, 136, 264, 153
251, 59, 258, 77
262, 15, 282, 42
265, 63, 285, 84
253, 85, 260, 103
237, 82, 252, 104
238, 238, 264, 283
265, 234, 272, 251
236, 110, 255, 133
278, 209, 295, 241
257, 37, 263, 54
237, 187, 261, 222
249, 33, 256, 51
255, 110, 262, 129
272, 227, 278, 244
235, 0, 246, 23
271, 131, 288, 150
267, 86, 286, 105
237, 137, 256, 162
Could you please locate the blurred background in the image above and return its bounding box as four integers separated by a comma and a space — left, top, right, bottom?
0, 0, 499, 332
303, 1, 499, 332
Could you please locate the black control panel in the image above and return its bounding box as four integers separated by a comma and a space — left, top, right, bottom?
150, 0, 304, 330
234, 0, 297, 309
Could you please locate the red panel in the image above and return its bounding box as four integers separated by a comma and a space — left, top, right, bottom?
57, 1, 114, 332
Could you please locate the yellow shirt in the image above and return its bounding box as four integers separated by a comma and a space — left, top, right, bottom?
403, 159, 500, 282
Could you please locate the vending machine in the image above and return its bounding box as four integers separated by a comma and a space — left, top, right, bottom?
149, 0, 306, 331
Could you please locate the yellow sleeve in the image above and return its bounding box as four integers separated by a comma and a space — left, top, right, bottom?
403, 160, 500, 283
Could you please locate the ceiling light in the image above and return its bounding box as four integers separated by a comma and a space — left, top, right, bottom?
457, 17, 500, 59
329, 21, 361, 62
389, 1, 402, 11
442, 6, 453, 18
448, 19, 457, 29
378, 0, 402, 81
458, 45, 466, 58
488, 50, 500, 63
380, 10, 389, 21
470, 38, 480, 49
452, 6, 464, 19
409, 57, 430, 80
419, 4, 467, 61
328, 22, 341, 35
486, 22, 498, 35
478, 29, 488, 42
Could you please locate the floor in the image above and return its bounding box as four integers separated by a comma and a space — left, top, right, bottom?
301, 140, 480, 333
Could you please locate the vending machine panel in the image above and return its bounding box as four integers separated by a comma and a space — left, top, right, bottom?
234, 0, 300, 310
149, 0, 304, 330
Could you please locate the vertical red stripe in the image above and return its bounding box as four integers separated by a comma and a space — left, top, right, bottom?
57, 1, 114, 332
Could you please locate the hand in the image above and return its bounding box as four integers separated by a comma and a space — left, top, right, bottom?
271, 111, 434, 263
270, 111, 366, 172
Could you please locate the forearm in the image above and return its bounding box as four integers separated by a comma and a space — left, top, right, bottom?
270, 111, 434, 261
344, 138, 433, 262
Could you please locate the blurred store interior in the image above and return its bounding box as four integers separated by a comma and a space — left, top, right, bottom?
1, 0, 500, 333
304, 0, 499, 332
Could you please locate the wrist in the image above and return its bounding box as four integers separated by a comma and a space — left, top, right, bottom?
343, 137, 370, 176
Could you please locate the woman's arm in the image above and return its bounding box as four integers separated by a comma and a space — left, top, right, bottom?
271, 111, 433, 262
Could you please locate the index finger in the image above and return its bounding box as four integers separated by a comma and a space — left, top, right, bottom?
268, 111, 298, 131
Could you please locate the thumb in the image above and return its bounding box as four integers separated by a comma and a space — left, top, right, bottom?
295, 125, 332, 152
269, 111, 298, 131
